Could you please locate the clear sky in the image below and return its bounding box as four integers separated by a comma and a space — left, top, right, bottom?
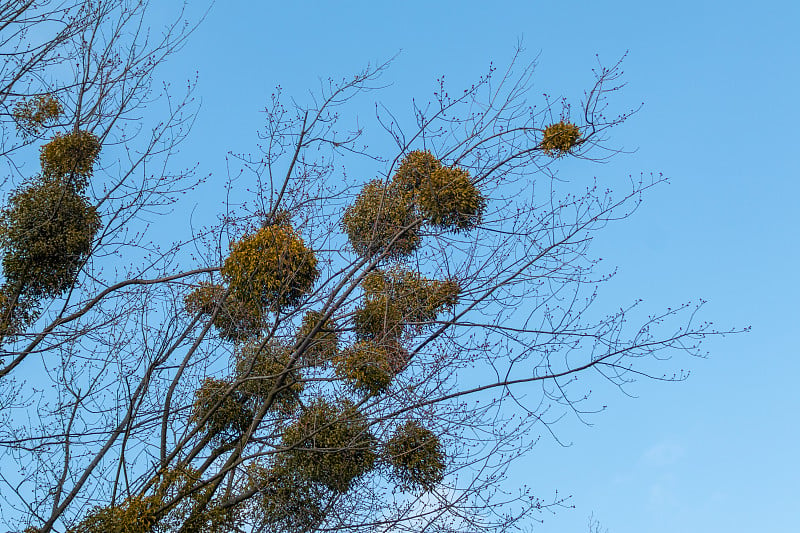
149, 1, 799, 531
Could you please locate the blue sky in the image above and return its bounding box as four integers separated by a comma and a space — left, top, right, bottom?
150, 1, 799, 531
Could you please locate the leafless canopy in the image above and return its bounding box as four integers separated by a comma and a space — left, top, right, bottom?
0, 4, 733, 533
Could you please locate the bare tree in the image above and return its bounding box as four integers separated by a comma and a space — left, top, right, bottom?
0, 0, 204, 529
0, 5, 734, 532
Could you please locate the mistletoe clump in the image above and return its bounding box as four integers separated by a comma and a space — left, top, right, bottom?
540, 120, 582, 157
354, 268, 460, 340
221, 223, 319, 312
385, 419, 446, 491
184, 282, 263, 341
66, 494, 160, 533
296, 310, 339, 365
0, 177, 101, 299
279, 399, 376, 493
392, 150, 485, 232
0, 290, 35, 340
151, 467, 236, 533
341, 179, 421, 259
418, 166, 486, 231
40, 130, 101, 185
189, 377, 254, 440
13, 94, 62, 135
66, 468, 233, 533
352, 292, 404, 341
233, 340, 303, 413
334, 339, 409, 394
249, 462, 330, 533
393, 150, 441, 192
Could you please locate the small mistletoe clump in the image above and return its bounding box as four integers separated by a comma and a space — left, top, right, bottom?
0, 177, 101, 299
540, 120, 582, 157
385, 420, 445, 491
382, 268, 460, 324
184, 282, 263, 341
279, 399, 376, 493
249, 462, 330, 533
40, 130, 101, 185
352, 293, 404, 341
233, 340, 303, 413
13, 94, 62, 136
67, 468, 233, 533
152, 467, 236, 532
334, 339, 409, 394
296, 310, 339, 365
221, 223, 319, 312
0, 290, 35, 340
418, 166, 486, 231
354, 268, 460, 340
66, 494, 160, 533
341, 179, 421, 259
189, 377, 254, 440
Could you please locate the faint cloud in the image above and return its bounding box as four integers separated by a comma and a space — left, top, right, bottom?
639, 440, 686, 510
647, 475, 678, 507
641, 439, 686, 468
